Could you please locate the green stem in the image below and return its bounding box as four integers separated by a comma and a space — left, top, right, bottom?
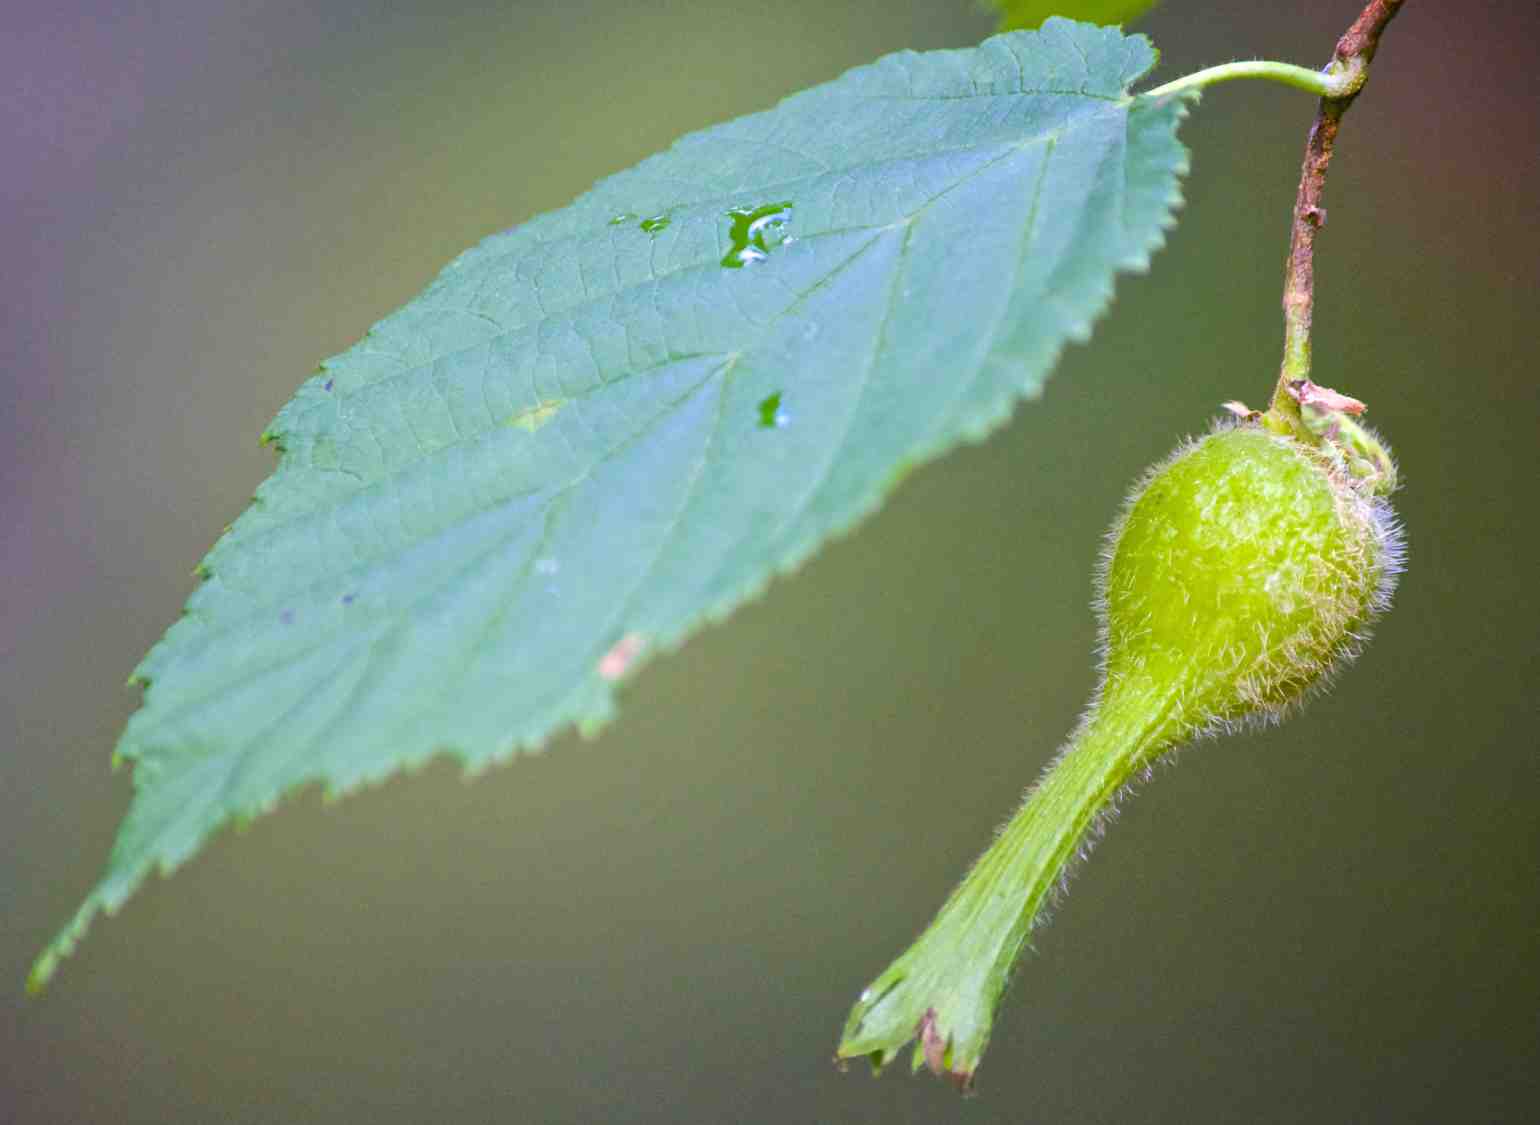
1140, 60, 1336, 102
836, 677, 1187, 1089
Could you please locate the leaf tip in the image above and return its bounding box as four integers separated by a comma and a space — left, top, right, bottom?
26, 955, 55, 996
27, 892, 107, 995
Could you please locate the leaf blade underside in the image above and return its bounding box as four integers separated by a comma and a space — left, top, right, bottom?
34, 19, 1191, 987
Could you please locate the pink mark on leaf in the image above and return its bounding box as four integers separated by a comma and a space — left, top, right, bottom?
598, 633, 646, 681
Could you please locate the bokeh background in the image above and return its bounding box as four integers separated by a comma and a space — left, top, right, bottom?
4, 2, 1537, 1122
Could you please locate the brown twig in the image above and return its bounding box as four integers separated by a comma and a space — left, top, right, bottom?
1272, 0, 1407, 421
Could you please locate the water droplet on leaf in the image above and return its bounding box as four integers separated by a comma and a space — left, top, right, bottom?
757, 391, 789, 429
721, 201, 793, 268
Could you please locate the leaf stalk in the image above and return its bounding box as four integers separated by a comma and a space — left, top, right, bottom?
1140, 60, 1336, 101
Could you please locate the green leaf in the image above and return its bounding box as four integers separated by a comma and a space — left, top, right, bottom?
32, 19, 1191, 988
988, 1, 1161, 33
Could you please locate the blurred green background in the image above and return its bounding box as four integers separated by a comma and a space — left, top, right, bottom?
4, 2, 1537, 1121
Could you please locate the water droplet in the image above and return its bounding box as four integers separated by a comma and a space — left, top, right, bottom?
721, 201, 793, 268
639, 214, 671, 233
757, 391, 789, 429
608, 212, 637, 226
534, 557, 560, 576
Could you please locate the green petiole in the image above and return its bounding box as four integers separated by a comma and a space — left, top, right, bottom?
1139, 59, 1342, 102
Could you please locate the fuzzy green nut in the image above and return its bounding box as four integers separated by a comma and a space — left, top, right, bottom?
1103, 424, 1396, 737
838, 419, 1401, 1090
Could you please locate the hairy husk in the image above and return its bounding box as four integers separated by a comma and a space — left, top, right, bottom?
1099, 423, 1400, 740
838, 422, 1401, 1089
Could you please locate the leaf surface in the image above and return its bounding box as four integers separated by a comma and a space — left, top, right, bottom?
34, 19, 1191, 986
